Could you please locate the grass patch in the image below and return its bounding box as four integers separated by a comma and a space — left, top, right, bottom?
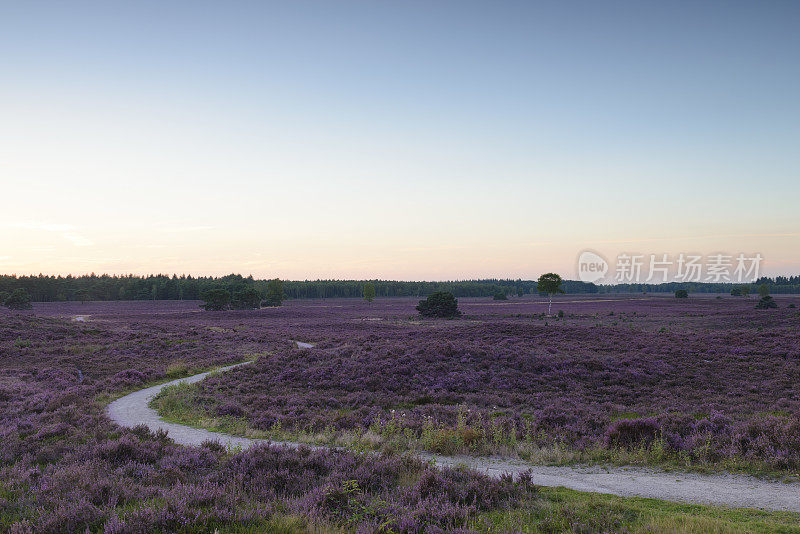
471, 487, 800, 533
165, 360, 192, 379
219, 514, 346, 533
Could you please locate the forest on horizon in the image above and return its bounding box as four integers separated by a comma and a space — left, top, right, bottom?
2, 273, 800, 302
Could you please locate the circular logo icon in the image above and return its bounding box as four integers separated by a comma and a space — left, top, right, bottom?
576, 250, 609, 283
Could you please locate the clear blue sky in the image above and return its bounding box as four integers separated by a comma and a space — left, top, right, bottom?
2, 1, 799, 279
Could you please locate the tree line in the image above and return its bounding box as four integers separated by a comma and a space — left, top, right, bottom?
0, 274, 599, 302
1, 273, 799, 302
597, 276, 800, 295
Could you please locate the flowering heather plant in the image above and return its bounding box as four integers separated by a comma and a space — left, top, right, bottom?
156, 295, 800, 470
0, 305, 537, 532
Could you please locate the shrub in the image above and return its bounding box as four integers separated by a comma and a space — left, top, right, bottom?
200, 288, 231, 311
216, 402, 245, 417
109, 369, 148, 389
416, 292, 460, 318
755, 296, 778, 309
492, 291, 507, 301
4, 289, 32, 310
674, 289, 688, 299
231, 287, 261, 309
604, 418, 660, 450
557, 310, 565, 318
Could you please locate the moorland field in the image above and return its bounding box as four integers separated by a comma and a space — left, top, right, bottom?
3, 294, 800, 532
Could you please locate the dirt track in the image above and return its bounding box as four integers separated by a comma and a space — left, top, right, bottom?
106, 356, 800, 513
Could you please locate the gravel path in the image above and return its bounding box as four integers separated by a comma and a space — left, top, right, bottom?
106, 355, 800, 513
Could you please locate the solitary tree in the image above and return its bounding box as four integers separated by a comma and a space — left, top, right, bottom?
740, 285, 751, 298
417, 291, 460, 318
263, 279, 284, 307
537, 273, 564, 315
363, 282, 376, 303
200, 289, 231, 311
758, 284, 770, 298
4, 288, 32, 310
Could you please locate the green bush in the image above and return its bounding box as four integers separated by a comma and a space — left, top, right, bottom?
4, 288, 32, 310
416, 291, 461, 318
200, 288, 231, 311
674, 289, 688, 299
492, 291, 508, 301
755, 296, 778, 309
232, 287, 261, 309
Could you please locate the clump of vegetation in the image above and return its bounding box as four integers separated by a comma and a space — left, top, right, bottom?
674, 289, 688, 298
363, 282, 376, 303
604, 418, 660, 450
417, 291, 460, 318
4, 288, 32, 310
262, 278, 283, 307
200, 283, 268, 311
200, 288, 231, 311
232, 287, 262, 309
755, 295, 778, 309
492, 291, 508, 301
165, 360, 192, 378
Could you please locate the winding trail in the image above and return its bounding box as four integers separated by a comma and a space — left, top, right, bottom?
106, 350, 800, 513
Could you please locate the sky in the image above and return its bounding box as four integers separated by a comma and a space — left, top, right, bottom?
1, 1, 799, 281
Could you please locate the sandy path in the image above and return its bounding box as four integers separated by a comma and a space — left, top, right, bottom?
106, 358, 800, 513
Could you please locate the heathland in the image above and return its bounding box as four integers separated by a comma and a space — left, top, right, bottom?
2, 294, 800, 532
